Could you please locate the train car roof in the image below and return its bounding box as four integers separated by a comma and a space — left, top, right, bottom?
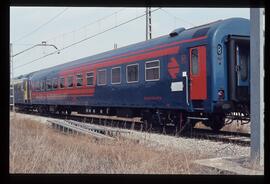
30, 17, 249, 80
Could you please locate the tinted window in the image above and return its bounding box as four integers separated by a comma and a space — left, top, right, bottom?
76, 74, 83, 87
97, 70, 106, 85
41, 81, 45, 91
67, 76, 74, 88
46, 80, 52, 90
240, 55, 248, 81
111, 67, 121, 84
53, 79, 58, 89
60, 78, 65, 88
145, 60, 160, 81
238, 45, 249, 81
127, 64, 139, 82
36, 81, 40, 91
191, 49, 199, 75
86, 72, 94, 86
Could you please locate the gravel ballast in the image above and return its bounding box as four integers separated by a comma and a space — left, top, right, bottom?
122, 131, 250, 158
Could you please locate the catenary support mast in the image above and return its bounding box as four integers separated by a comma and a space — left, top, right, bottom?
146, 7, 152, 40
250, 8, 264, 166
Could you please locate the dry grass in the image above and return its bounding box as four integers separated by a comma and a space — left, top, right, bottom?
9, 114, 219, 174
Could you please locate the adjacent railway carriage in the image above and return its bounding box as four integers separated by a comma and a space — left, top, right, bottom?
14, 18, 250, 131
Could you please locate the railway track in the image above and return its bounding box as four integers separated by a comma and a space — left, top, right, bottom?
14, 110, 251, 146
184, 128, 250, 146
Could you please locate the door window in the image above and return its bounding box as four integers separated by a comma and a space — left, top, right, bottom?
238, 45, 249, 81
191, 48, 199, 75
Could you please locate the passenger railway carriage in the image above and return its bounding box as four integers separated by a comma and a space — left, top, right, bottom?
14, 18, 250, 131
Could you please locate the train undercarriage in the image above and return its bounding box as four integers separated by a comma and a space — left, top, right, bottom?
14, 103, 250, 133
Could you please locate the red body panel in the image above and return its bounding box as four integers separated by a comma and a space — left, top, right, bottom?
168, 57, 180, 79
189, 46, 207, 100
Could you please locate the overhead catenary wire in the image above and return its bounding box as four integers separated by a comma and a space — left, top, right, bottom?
13, 8, 125, 65
12, 8, 69, 43
14, 51, 58, 70
14, 8, 161, 71
45, 8, 126, 43
12, 43, 38, 46
159, 8, 196, 27
60, 8, 160, 51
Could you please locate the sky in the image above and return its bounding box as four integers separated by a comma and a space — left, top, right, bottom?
10, 7, 250, 77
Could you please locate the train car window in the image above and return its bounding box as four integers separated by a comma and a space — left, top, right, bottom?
127, 64, 139, 83
46, 79, 52, 90
238, 46, 249, 81
39, 82, 41, 91
191, 48, 199, 75
60, 78, 65, 88
111, 67, 121, 84
240, 55, 248, 81
53, 78, 58, 89
41, 81, 45, 91
97, 69, 106, 85
86, 72, 94, 86
145, 60, 160, 81
36, 81, 40, 91
21, 82, 24, 91
67, 76, 74, 88
76, 74, 83, 87
31, 82, 34, 91
33, 82, 36, 91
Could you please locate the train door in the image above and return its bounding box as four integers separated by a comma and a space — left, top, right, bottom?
227, 35, 250, 102
189, 46, 207, 101
23, 79, 29, 103
28, 80, 32, 102
22, 79, 32, 103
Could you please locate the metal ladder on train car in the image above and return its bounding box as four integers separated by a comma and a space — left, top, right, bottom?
10, 43, 15, 112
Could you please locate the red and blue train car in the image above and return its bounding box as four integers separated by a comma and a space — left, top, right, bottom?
14, 17, 250, 131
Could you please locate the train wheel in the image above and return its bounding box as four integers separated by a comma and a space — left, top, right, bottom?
143, 120, 148, 131
174, 122, 179, 137
67, 109, 71, 115
161, 125, 166, 134
148, 122, 153, 133
181, 120, 194, 133
176, 112, 192, 134
208, 114, 225, 132
37, 106, 42, 113
140, 122, 143, 131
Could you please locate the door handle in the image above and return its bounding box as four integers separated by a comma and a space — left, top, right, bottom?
183, 74, 189, 106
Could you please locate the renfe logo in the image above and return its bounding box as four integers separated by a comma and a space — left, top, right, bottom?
168, 57, 180, 79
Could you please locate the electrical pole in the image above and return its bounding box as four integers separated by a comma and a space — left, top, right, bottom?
149, 7, 152, 40
10, 43, 15, 112
146, 7, 152, 40
250, 8, 264, 166
146, 7, 149, 40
